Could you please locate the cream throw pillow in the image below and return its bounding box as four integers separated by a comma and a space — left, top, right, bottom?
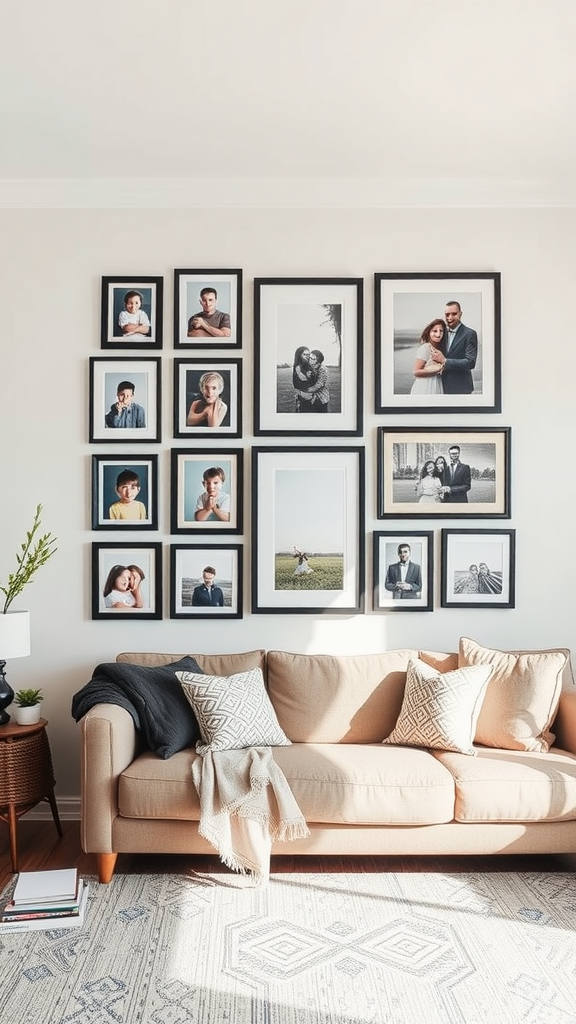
177, 668, 291, 754
459, 637, 567, 752
383, 658, 492, 756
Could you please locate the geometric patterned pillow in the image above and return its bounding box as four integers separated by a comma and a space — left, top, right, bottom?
382, 658, 493, 756
177, 668, 291, 755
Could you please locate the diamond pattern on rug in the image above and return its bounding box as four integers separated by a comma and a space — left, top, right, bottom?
3, 869, 576, 1024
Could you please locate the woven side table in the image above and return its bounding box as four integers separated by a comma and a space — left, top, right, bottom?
0, 718, 63, 871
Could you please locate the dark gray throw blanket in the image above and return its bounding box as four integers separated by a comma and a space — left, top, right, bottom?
71, 656, 202, 759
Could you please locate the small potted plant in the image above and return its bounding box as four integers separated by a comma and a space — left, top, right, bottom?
13, 688, 44, 725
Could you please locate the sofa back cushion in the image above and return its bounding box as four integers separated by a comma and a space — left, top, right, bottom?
266, 649, 420, 743
117, 650, 266, 676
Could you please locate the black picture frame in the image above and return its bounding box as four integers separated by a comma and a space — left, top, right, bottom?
253, 277, 363, 436
170, 448, 243, 534
91, 542, 162, 620
101, 276, 163, 349
170, 544, 243, 619
373, 531, 434, 612
173, 358, 242, 439
251, 446, 365, 614
91, 453, 159, 530
374, 271, 501, 414
89, 357, 161, 444
441, 529, 516, 608
377, 427, 511, 519
174, 268, 242, 349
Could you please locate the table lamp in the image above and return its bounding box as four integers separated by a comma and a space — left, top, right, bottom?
0, 611, 31, 725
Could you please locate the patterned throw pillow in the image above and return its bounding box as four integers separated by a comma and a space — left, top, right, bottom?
177, 668, 291, 753
383, 658, 493, 756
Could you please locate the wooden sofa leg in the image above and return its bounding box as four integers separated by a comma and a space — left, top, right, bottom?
97, 852, 118, 884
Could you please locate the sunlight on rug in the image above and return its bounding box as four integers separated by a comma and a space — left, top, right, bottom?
2, 868, 576, 1024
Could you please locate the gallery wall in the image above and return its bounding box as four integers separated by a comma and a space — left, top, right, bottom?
0, 202, 573, 806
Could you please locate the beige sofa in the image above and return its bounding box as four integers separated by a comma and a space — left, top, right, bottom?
79, 645, 576, 883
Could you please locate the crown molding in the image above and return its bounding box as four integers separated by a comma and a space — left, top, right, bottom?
0, 176, 575, 210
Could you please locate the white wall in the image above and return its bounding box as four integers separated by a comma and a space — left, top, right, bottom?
0, 204, 574, 801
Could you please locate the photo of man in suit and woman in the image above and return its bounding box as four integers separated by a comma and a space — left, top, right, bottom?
393, 441, 496, 506
395, 293, 481, 397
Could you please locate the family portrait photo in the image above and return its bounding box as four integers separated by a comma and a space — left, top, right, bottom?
254, 278, 363, 436
174, 269, 242, 348
89, 357, 161, 443
441, 530, 515, 608
92, 543, 162, 620
373, 532, 433, 612
252, 447, 365, 613
173, 359, 241, 438
377, 428, 511, 518
170, 449, 243, 534
375, 272, 501, 414
91, 454, 158, 530
170, 544, 242, 619
101, 276, 163, 349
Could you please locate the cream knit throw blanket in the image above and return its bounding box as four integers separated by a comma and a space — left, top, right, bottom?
191, 747, 310, 883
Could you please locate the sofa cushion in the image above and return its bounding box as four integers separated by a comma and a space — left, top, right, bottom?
459, 637, 567, 752
178, 668, 291, 754
118, 744, 456, 826
117, 649, 266, 676
266, 649, 419, 743
383, 658, 492, 755
273, 744, 455, 824
119, 750, 200, 819
434, 746, 576, 822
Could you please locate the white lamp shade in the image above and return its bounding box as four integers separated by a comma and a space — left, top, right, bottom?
0, 610, 31, 659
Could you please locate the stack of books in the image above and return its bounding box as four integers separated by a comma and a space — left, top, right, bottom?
0, 868, 89, 932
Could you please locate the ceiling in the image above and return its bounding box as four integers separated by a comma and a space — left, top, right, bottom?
1, 0, 575, 206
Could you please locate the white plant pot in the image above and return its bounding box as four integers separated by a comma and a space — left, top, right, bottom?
14, 704, 42, 725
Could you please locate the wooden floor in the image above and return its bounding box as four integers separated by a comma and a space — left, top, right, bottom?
1, 820, 575, 891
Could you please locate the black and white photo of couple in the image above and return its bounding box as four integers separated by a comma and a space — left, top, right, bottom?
274, 304, 342, 415
414, 444, 472, 504
408, 299, 478, 396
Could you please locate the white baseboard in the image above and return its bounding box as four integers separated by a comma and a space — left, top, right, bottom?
27, 797, 80, 821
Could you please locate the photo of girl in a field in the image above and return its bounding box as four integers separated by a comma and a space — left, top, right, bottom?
272, 468, 344, 591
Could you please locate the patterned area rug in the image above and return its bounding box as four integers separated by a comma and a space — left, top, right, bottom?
2, 868, 576, 1024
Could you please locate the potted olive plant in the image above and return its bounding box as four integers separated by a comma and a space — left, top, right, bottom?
0, 505, 57, 724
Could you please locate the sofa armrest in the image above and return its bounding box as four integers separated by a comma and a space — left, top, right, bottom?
553, 692, 576, 754
79, 704, 140, 854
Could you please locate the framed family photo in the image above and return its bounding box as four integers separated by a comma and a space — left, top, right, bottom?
373, 531, 433, 612
377, 427, 511, 519
91, 454, 159, 530
170, 448, 243, 534
252, 446, 365, 614
374, 272, 501, 414
174, 268, 242, 349
253, 277, 363, 436
101, 276, 163, 349
173, 358, 242, 438
91, 542, 162, 620
89, 357, 161, 443
441, 529, 516, 608
170, 544, 243, 619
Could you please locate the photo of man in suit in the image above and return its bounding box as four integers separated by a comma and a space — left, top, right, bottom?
435, 300, 478, 394
384, 543, 422, 599
442, 445, 472, 503
191, 565, 224, 607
